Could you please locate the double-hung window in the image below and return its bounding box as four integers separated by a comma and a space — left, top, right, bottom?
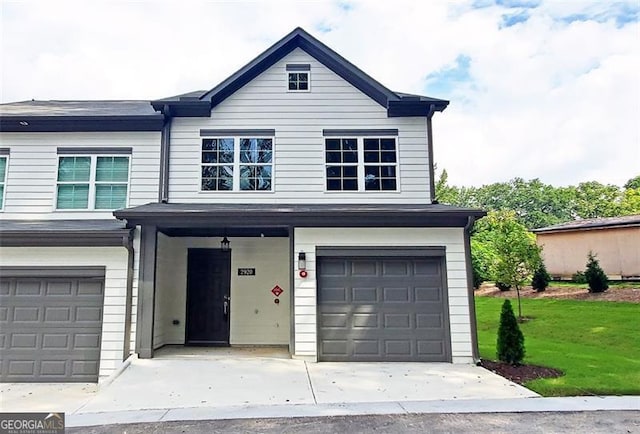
56, 148, 130, 210
324, 132, 398, 192
201, 133, 273, 192
0, 151, 8, 209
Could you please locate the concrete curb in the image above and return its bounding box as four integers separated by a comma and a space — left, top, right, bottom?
66, 396, 640, 428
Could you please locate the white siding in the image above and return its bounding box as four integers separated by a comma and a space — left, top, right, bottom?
153, 236, 290, 347
0, 131, 161, 219
0, 246, 134, 379
293, 228, 473, 364
169, 48, 432, 204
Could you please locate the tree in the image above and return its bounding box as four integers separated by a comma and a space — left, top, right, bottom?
472, 210, 541, 319
584, 252, 608, 293
497, 299, 525, 365
531, 261, 551, 292
624, 175, 640, 190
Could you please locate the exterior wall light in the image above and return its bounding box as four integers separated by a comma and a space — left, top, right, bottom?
221, 236, 230, 251
298, 252, 307, 278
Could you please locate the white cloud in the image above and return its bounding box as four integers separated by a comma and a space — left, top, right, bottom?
1, 0, 638, 187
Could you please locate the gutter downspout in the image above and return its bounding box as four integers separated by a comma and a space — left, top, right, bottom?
464, 216, 481, 365
122, 230, 134, 362
158, 104, 172, 203
426, 104, 437, 204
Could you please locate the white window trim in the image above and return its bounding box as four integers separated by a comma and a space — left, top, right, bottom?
286, 71, 311, 93
200, 136, 275, 193
54, 154, 131, 211
324, 136, 400, 193
0, 155, 8, 211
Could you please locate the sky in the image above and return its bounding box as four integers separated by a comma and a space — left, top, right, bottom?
1, 0, 638, 188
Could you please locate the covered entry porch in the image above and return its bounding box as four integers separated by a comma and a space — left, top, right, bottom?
114, 203, 485, 362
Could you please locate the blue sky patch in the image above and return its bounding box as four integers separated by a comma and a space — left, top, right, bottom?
337, 1, 353, 12
501, 10, 530, 27
472, 0, 540, 9
560, 3, 639, 28
424, 54, 472, 97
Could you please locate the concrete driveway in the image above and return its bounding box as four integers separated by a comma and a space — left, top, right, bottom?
1, 347, 537, 416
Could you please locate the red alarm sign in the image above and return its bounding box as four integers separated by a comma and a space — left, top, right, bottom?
271, 285, 283, 297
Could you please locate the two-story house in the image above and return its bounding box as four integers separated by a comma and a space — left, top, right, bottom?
0, 28, 485, 383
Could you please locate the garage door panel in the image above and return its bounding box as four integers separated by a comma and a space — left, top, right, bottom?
0, 275, 104, 382
318, 256, 450, 362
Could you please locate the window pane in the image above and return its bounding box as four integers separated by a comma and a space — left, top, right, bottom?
202, 139, 216, 151
343, 166, 357, 177
95, 184, 127, 209
365, 177, 380, 190
326, 139, 340, 150
364, 151, 379, 163
343, 151, 357, 163
381, 151, 396, 163
326, 151, 340, 163
240, 139, 257, 163
57, 184, 89, 209
343, 139, 357, 151
364, 139, 379, 151
202, 152, 217, 163
382, 179, 397, 190
298, 82, 308, 90
343, 179, 358, 190
0, 157, 6, 180
289, 82, 297, 90
58, 157, 90, 182
327, 179, 341, 190
381, 139, 396, 151
96, 157, 129, 182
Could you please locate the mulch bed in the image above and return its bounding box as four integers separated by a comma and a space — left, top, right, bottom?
480, 359, 563, 385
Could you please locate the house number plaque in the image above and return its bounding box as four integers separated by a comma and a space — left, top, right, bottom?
238, 268, 256, 276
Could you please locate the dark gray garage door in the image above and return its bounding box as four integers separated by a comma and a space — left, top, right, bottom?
0, 268, 105, 382
318, 256, 451, 362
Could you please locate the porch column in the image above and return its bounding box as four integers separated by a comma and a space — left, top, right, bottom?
136, 224, 157, 358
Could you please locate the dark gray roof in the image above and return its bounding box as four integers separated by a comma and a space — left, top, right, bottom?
0, 100, 158, 117
152, 90, 207, 103
0, 219, 131, 247
533, 215, 640, 233
114, 202, 485, 229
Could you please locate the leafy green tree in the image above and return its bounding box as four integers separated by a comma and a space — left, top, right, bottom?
497, 299, 525, 365
473, 210, 542, 319
624, 175, 640, 190
573, 181, 623, 219
620, 188, 640, 216
584, 252, 609, 293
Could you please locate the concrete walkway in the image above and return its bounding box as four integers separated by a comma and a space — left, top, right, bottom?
1, 349, 637, 428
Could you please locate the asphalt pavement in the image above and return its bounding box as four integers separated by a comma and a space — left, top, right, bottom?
68, 410, 640, 434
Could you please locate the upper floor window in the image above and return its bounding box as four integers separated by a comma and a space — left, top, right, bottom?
325, 136, 398, 192
201, 137, 273, 192
56, 154, 130, 210
286, 64, 310, 91
0, 154, 7, 209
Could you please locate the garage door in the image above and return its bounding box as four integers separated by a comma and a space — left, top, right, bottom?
318, 255, 451, 362
0, 268, 105, 382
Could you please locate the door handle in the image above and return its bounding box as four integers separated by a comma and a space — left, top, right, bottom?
223, 295, 230, 316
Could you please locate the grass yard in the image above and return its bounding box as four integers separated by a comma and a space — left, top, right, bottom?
475, 296, 640, 396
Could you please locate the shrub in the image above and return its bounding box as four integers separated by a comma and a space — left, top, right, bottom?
572, 271, 587, 284
531, 262, 551, 292
471, 253, 484, 289
496, 282, 512, 291
497, 299, 525, 365
584, 252, 608, 293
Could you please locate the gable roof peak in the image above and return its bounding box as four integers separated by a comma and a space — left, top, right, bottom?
153, 27, 448, 117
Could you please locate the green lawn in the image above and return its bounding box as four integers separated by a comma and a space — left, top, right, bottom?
475, 296, 640, 396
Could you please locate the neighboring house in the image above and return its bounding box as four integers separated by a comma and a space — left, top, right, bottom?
0, 28, 485, 383
533, 215, 640, 280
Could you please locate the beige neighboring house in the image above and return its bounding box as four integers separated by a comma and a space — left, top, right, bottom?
533, 215, 640, 280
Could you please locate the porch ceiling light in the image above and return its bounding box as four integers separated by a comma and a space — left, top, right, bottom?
221, 236, 230, 251
298, 252, 306, 270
